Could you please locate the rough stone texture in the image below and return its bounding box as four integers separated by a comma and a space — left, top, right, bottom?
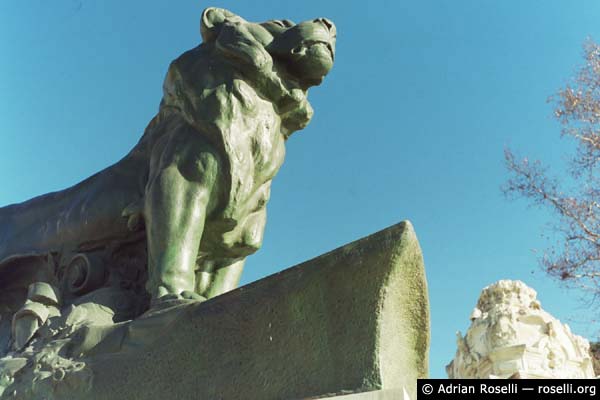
590, 342, 600, 376
2, 221, 428, 400
446, 280, 594, 379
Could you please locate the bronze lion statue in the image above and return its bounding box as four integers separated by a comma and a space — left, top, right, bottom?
0, 7, 336, 316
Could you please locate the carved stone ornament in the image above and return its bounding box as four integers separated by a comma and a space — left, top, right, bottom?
446, 280, 595, 379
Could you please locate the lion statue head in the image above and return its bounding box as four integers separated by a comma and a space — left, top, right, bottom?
160, 7, 336, 139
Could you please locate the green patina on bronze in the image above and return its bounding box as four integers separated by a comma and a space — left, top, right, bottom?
0, 7, 336, 304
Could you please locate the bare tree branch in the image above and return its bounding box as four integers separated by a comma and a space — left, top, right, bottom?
504, 40, 600, 302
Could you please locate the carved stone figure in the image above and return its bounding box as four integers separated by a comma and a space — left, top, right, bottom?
446, 280, 595, 379
0, 7, 336, 311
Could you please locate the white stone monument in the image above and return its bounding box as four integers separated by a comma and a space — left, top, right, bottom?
447, 280, 595, 379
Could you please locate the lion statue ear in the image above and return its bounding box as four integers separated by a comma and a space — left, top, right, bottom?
200, 7, 241, 43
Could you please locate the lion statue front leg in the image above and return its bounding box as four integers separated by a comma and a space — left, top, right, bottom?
196, 258, 245, 299
143, 125, 221, 302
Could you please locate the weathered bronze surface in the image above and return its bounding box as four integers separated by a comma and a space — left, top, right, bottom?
0, 7, 336, 309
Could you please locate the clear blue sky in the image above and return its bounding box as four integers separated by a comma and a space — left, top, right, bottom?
1, 0, 599, 378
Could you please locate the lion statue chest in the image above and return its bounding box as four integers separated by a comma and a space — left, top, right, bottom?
156, 45, 289, 258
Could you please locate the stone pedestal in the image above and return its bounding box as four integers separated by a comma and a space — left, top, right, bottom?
2, 221, 429, 399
